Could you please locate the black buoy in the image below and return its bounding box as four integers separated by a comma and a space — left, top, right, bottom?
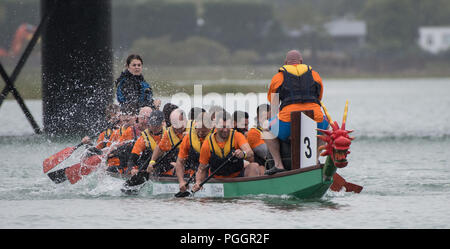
41, 0, 113, 137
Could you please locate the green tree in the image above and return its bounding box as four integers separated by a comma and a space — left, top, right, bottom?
272, 0, 335, 61
201, 2, 275, 51
131, 36, 230, 65
362, 0, 419, 55
112, 1, 197, 51
415, 0, 450, 26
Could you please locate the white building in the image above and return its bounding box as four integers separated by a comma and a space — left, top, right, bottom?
324, 18, 366, 39
418, 26, 450, 54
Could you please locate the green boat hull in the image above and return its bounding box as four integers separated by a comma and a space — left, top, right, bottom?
146, 164, 333, 199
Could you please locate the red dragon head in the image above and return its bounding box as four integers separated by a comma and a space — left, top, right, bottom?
317, 101, 354, 168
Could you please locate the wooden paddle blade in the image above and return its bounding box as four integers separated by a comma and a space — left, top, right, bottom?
330, 173, 346, 192
330, 173, 363, 194
47, 155, 103, 185
47, 167, 70, 184
344, 182, 363, 193
66, 155, 103, 184
80, 155, 103, 176
65, 163, 82, 184
43, 146, 76, 173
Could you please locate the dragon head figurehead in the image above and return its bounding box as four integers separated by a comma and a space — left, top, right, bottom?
317, 101, 354, 168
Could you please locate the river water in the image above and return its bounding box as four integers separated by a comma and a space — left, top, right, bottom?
0, 78, 449, 229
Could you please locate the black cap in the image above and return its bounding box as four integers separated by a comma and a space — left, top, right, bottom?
148, 110, 164, 126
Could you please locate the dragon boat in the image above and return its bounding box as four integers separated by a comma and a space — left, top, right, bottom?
47, 102, 360, 198
120, 102, 358, 198
132, 163, 330, 198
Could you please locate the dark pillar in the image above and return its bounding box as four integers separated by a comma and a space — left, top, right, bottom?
41, 0, 112, 137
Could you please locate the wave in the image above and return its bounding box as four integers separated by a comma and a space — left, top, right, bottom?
353, 133, 450, 141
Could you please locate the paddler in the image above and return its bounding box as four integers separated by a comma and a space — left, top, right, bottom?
192, 111, 262, 193
80, 104, 120, 149
98, 109, 134, 173
104, 107, 140, 174
175, 111, 212, 192
247, 104, 272, 168
94, 104, 121, 150
108, 106, 153, 174
73, 104, 120, 165
232, 110, 249, 137
188, 107, 206, 120
127, 110, 164, 175
146, 108, 187, 176
264, 49, 325, 175
117, 106, 153, 144
188, 107, 206, 131
106, 107, 137, 148
81, 104, 120, 149
207, 105, 226, 135
162, 103, 179, 127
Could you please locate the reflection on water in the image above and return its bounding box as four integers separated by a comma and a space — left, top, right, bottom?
188, 194, 342, 212
258, 196, 342, 212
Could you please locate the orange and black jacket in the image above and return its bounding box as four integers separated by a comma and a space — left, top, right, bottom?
127, 128, 162, 171
277, 64, 321, 110
208, 130, 244, 177
178, 126, 209, 176
107, 126, 138, 168
95, 128, 114, 150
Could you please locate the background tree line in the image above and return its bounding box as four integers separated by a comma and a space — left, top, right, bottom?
1, 0, 450, 70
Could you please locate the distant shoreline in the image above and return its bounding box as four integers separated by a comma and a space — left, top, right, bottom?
2, 64, 450, 100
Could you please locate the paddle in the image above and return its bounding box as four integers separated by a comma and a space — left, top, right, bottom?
47, 155, 103, 184
330, 173, 363, 193
174, 171, 197, 198
47, 165, 71, 184
177, 155, 237, 198
43, 123, 118, 174
121, 139, 182, 194
43, 142, 84, 173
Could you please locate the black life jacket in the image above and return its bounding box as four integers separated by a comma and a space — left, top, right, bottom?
208, 130, 243, 176
166, 126, 183, 163
184, 126, 206, 171
277, 64, 321, 110
153, 127, 184, 175
115, 126, 138, 169
115, 70, 154, 109
137, 128, 159, 168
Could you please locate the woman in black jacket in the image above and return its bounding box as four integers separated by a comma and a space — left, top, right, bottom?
115, 54, 156, 113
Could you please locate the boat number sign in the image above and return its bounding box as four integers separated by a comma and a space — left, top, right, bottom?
300, 112, 317, 168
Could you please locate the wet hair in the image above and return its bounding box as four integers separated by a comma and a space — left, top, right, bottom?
126, 54, 143, 67
189, 107, 206, 120
208, 105, 226, 121
162, 103, 179, 127
233, 110, 249, 123
215, 111, 231, 127
256, 104, 270, 119
194, 111, 212, 129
